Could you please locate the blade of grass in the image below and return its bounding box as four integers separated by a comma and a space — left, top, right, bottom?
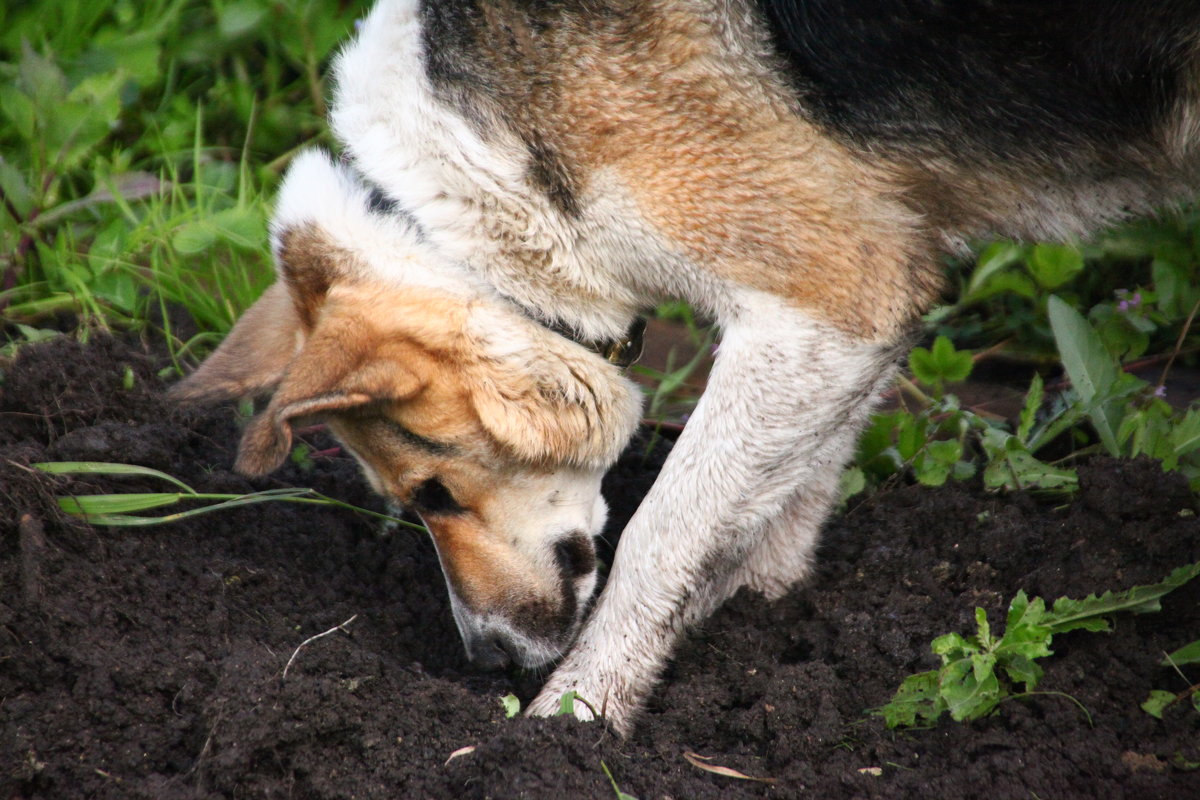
34, 461, 197, 493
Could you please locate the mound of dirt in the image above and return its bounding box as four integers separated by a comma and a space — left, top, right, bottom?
1, 333, 1197, 799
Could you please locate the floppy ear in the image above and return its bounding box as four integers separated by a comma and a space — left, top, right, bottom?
171, 222, 354, 402
471, 346, 642, 469
169, 282, 302, 402
235, 335, 425, 476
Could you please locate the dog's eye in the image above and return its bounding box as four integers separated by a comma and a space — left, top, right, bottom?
408, 478, 464, 515
554, 534, 595, 579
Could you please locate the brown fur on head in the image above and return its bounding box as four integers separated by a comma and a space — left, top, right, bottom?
172, 151, 642, 668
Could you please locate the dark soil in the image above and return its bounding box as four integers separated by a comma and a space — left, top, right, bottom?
2, 333, 1198, 799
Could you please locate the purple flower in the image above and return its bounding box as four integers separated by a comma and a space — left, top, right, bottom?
1154, 385, 1167, 399
1115, 289, 1142, 313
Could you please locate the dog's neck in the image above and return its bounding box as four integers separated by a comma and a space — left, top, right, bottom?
357, 169, 647, 368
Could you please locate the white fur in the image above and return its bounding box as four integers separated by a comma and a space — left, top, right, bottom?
526, 294, 898, 728
271, 148, 487, 299
332, 0, 650, 341
274, 150, 644, 472
270, 151, 641, 667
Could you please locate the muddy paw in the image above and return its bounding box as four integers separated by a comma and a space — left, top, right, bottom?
527, 678, 635, 734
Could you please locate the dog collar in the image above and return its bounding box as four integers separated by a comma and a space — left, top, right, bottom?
547, 316, 647, 369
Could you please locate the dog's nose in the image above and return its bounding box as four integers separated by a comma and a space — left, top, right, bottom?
465, 631, 516, 670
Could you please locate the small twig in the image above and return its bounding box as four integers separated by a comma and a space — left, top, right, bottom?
970, 337, 1013, 363
19, 512, 46, 606
1164, 682, 1200, 709
1157, 294, 1200, 391
282, 614, 358, 679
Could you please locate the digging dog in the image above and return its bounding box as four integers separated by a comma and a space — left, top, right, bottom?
175, 0, 1200, 734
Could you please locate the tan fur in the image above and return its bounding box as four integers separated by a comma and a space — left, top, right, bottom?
455, 0, 940, 339
168, 281, 301, 402
176, 217, 637, 648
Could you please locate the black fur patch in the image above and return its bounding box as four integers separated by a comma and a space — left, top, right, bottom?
525, 131, 582, 217
752, 0, 1200, 161
419, 0, 583, 217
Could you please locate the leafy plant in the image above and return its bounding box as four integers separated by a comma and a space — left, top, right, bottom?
1, 0, 367, 358
878, 562, 1200, 728
908, 334, 973, 395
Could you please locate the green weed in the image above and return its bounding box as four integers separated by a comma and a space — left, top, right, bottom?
877, 563, 1200, 728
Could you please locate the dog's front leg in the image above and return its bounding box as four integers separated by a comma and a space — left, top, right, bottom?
526, 294, 902, 734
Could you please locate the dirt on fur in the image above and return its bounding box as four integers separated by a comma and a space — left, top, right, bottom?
1, 333, 1198, 800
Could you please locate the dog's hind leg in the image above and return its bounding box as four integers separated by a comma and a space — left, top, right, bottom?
526, 291, 903, 733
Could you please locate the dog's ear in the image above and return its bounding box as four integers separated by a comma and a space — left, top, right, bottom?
171, 224, 355, 403
235, 333, 425, 476
470, 346, 642, 469
169, 281, 303, 403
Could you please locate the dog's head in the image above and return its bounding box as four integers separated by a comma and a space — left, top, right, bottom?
173, 151, 642, 669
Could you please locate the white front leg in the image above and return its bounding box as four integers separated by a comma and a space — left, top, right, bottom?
526, 296, 902, 733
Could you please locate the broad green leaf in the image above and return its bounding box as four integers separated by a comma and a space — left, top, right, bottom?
878, 670, 943, 728
17, 42, 68, 109
218, 1, 269, 40
1001, 654, 1044, 691
0, 157, 33, 218
1169, 409, 1200, 458
172, 220, 216, 254
940, 659, 1000, 721
932, 632, 974, 660
0, 85, 37, 141
965, 241, 1024, 299
1017, 373, 1044, 444
982, 436, 1077, 493
838, 466, 866, 502
965, 270, 1038, 303
1047, 295, 1120, 455
1028, 243, 1084, 289
1163, 638, 1200, 667
974, 607, 993, 649
909, 336, 972, 387
1141, 690, 1175, 719
209, 207, 265, 249
1005, 590, 1043, 631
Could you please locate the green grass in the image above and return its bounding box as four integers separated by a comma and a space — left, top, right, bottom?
1, 0, 369, 358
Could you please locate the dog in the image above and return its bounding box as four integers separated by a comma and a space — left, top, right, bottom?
174, 0, 1200, 735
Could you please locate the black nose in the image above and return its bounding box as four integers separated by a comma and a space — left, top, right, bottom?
466, 631, 516, 671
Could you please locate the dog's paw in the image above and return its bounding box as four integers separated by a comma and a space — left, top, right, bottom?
526, 673, 635, 736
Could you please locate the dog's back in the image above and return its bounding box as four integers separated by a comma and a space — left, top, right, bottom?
758, 0, 1200, 244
